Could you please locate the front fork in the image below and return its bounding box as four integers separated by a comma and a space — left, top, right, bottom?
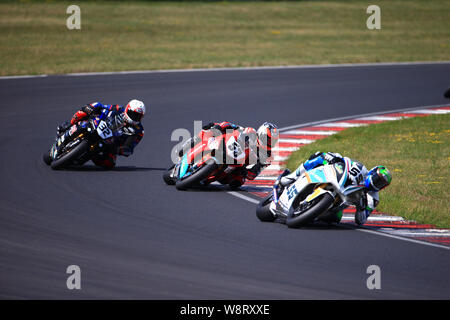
52, 125, 88, 159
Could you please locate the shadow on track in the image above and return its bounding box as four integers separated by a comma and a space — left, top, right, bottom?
168, 184, 233, 192
272, 219, 357, 231
58, 165, 166, 172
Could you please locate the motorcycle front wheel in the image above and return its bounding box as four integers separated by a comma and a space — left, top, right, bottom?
163, 165, 176, 185
43, 150, 52, 165
286, 193, 334, 228
175, 159, 218, 190
50, 140, 89, 170
256, 193, 276, 222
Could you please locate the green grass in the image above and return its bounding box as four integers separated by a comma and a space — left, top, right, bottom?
286, 114, 450, 228
0, 0, 449, 75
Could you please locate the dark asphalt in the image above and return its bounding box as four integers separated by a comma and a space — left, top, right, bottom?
0, 63, 449, 299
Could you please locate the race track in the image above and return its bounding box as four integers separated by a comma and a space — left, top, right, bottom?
1, 63, 450, 299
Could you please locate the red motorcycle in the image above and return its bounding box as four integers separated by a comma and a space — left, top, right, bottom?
163, 130, 252, 190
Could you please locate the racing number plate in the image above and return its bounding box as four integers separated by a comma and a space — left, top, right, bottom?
96, 120, 113, 139
226, 137, 245, 160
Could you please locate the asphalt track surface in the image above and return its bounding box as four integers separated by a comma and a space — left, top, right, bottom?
1, 63, 450, 299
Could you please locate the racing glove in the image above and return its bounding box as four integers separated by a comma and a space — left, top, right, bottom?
56, 121, 71, 136
308, 151, 323, 160
308, 151, 342, 164
81, 102, 98, 115
323, 152, 343, 164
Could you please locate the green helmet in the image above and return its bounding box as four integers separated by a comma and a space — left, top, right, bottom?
365, 165, 392, 191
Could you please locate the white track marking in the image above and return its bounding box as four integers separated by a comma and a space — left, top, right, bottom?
264, 164, 284, 171
258, 176, 278, 181
357, 228, 450, 250
409, 109, 450, 114
227, 192, 260, 204
273, 147, 300, 152
356, 116, 405, 121
0, 74, 48, 80
2, 61, 448, 79
341, 215, 405, 222
283, 129, 337, 135
252, 176, 277, 181
315, 122, 366, 128
278, 138, 314, 144
274, 156, 289, 161
382, 230, 450, 237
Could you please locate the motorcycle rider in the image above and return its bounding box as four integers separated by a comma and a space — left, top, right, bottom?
56, 100, 145, 168
275, 152, 392, 225
176, 121, 279, 188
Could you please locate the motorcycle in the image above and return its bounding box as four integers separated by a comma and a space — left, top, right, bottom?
163, 130, 249, 190
43, 109, 121, 170
256, 157, 366, 228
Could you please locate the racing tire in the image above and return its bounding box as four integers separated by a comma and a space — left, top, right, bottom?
286, 193, 334, 228
43, 151, 52, 165
256, 193, 277, 222
175, 159, 218, 191
444, 87, 450, 98
50, 140, 89, 170
163, 165, 176, 185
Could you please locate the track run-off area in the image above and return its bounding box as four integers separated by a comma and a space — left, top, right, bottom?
0, 62, 449, 298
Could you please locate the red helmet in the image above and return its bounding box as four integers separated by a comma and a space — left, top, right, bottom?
124, 99, 146, 125
257, 122, 279, 151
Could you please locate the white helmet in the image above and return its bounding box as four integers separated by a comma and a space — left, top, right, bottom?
257, 122, 279, 151
124, 99, 146, 125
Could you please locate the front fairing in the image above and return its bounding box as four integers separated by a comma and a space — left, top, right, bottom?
90, 111, 121, 145
179, 155, 189, 179
174, 153, 218, 180
50, 109, 119, 161
270, 160, 365, 217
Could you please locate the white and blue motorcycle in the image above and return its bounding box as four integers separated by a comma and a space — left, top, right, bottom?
256, 158, 366, 228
